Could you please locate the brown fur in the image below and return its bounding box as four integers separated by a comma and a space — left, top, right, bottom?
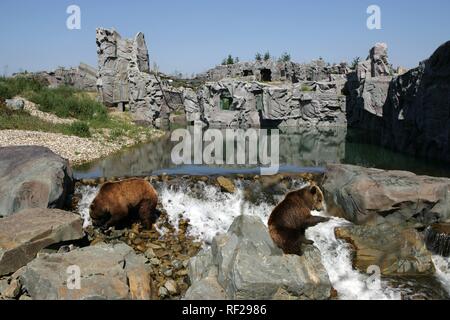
90, 179, 159, 229
268, 185, 329, 256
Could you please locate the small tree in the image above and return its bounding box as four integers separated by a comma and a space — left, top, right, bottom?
255, 53, 262, 61
234, 57, 240, 64
351, 57, 361, 70
279, 52, 291, 62
263, 51, 271, 61
221, 58, 227, 66
226, 54, 235, 65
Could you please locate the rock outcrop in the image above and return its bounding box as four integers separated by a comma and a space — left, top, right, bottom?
196, 59, 350, 83
96, 28, 167, 126
189, 80, 346, 128
14, 63, 97, 91
20, 243, 153, 300
381, 41, 450, 163
184, 215, 332, 300
322, 164, 450, 225
0, 146, 74, 217
335, 224, 435, 276
346, 41, 450, 164
0, 208, 84, 276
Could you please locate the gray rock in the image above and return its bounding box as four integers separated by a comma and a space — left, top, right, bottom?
346, 41, 450, 165
189, 79, 347, 128
5, 98, 25, 111
14, 63, 97, 91
183, 276, 227, 300
96, 28, 167, 126
2, 279, 21, 299
0, 279, 9, 294
20, 243, 152, 300
184, 215, 332, 300
335, 224, 435, 276
0, 208, 84, 276
322, 164, 450, 225
0, 146, 74, 217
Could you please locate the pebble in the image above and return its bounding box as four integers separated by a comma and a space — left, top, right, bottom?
3, 280, 21, 299
158, 286, 169, 298
164, 280, 178, 295
171, 260, 183, 270
145, 248, 156, 259
163, 269, 173, 277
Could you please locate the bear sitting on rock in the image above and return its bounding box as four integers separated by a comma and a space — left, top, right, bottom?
268, 185, 330, 256
90, 178, 159, 229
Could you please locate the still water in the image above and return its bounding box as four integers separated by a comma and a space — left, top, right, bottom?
74, 126, 450, 179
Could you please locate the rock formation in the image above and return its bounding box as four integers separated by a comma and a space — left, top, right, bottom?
321, 164, 450, 225
345, 41, 450, 164
14, 63, 97, 91
187, 79, 347, 128
96, 28, 167, 126
0, 146, 74, 217
0, 208, 84, 276
20, 243, 153, 300
196, 59, 350, 83
184, 215, 332, 300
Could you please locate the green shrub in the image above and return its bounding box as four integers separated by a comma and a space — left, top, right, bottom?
67, 121, 91, 138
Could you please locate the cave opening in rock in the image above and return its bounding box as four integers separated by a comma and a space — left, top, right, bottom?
243, 69, 253, 77
260, 68, 272, 82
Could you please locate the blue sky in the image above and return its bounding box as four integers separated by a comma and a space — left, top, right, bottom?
0, 0, 449, 76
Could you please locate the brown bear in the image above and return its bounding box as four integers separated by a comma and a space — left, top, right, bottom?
268, 185, 329, 256
90, 178, 159, 229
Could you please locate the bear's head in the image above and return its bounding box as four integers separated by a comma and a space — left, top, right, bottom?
89, 199, 110, 226
293, 185, 324, 211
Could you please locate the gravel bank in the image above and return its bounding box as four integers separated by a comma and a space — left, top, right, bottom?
0, 129, 165, 165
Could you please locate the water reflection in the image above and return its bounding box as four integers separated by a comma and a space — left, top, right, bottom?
73, 126, 450, 179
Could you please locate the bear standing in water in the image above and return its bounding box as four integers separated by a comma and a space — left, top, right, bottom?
90, 179, 159, 229
268, 185, 330, 256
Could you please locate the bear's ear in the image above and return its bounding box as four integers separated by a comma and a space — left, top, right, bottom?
310, 185, 318, 195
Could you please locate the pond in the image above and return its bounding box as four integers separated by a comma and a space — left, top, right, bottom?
73, 126, 450, 179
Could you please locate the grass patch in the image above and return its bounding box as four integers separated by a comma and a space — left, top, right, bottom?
0, 76, 161, 143
0, 104, 90, 137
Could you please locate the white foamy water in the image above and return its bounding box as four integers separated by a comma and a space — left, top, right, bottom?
76, 185, 100, 228
305, 215, 401, 300
160, 182, 273, 243
432, 255, 450, 295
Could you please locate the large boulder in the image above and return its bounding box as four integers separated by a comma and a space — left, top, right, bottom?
0, 146, 74, 217
0, 208, 84, 276
322, 164, 450, 225
335, 224, 435, 276
20, 243, 153, 300
184, 215, 332, 300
